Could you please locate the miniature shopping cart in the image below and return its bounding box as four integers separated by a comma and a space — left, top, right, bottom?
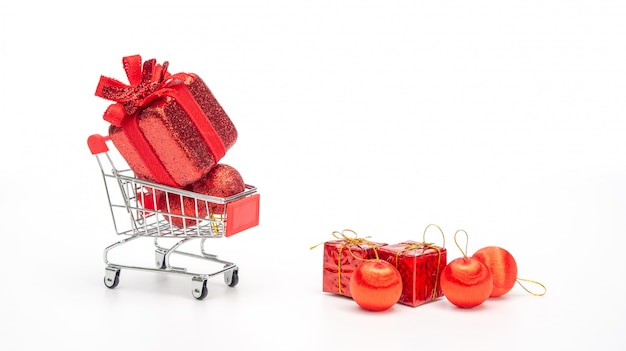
87, 134, 260, 300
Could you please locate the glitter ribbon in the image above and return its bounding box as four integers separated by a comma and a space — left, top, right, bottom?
310, 229, 380, 295
95, 55, 227, 187
95, 55, 171, 125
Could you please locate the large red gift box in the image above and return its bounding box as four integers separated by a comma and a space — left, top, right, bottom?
95, 55, 237, 188
321, 232, 387, 298
378, 241, 447, 307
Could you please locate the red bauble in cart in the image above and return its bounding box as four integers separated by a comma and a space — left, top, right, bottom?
472, 246, 518, 297
191, 164, 245, 214
440, 257, 493, 308
349, 260, 402, 312
158, 193, 208, 228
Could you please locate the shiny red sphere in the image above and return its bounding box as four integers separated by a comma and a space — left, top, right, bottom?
158, 193, 208, 228
472, 246, 518, 297
349, 260, 402, 312
440, 257, 493, 308
191, 164, 245, 214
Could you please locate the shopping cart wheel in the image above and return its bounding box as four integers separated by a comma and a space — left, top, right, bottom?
191, 277, 208, 300
155, 248, 168, 269
224, 266, 239, 287
104, 267, 120, 289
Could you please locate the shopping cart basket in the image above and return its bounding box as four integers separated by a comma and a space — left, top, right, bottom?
87, 134, 260, 300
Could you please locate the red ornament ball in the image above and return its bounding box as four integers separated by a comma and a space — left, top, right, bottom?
440, 257, 493, 308
349, 260, 402, 312
472, 246, 518, 297
158, 193, 208, 228
191, 164, 245, 214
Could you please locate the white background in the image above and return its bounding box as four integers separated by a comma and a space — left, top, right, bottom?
1, 0, 624, 350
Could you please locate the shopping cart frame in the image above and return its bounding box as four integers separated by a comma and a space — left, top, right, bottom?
88, 134, 260, 300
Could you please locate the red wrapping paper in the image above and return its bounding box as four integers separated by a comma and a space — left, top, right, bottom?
322, 238, 387, 298
95, 55, 237, 188
378, 241, 447, 307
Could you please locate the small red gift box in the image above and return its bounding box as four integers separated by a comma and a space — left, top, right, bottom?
378, 240, 447, 307
320, 231, 387, 298
95, 55, 237, 188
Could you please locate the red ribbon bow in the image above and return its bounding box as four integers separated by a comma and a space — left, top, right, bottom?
95, 55, 173, 126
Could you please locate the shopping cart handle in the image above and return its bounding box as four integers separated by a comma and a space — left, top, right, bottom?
88, 134, 111, 155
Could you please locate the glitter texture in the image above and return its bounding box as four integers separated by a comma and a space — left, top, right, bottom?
191, 164, 245, 215
109, 74, 237, 187
97, 56, 237, 188
158, 192, 208, 228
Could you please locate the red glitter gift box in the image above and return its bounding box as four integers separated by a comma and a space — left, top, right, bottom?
378, 241, 447, 307
95, 55, 237, 188
320, 231, 387, 298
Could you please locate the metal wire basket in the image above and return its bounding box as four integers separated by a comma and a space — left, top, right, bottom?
88, 134, 260, 299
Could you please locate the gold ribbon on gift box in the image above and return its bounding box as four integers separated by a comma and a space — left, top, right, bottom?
310, 229, 380, 295
394, 224, 446, 301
